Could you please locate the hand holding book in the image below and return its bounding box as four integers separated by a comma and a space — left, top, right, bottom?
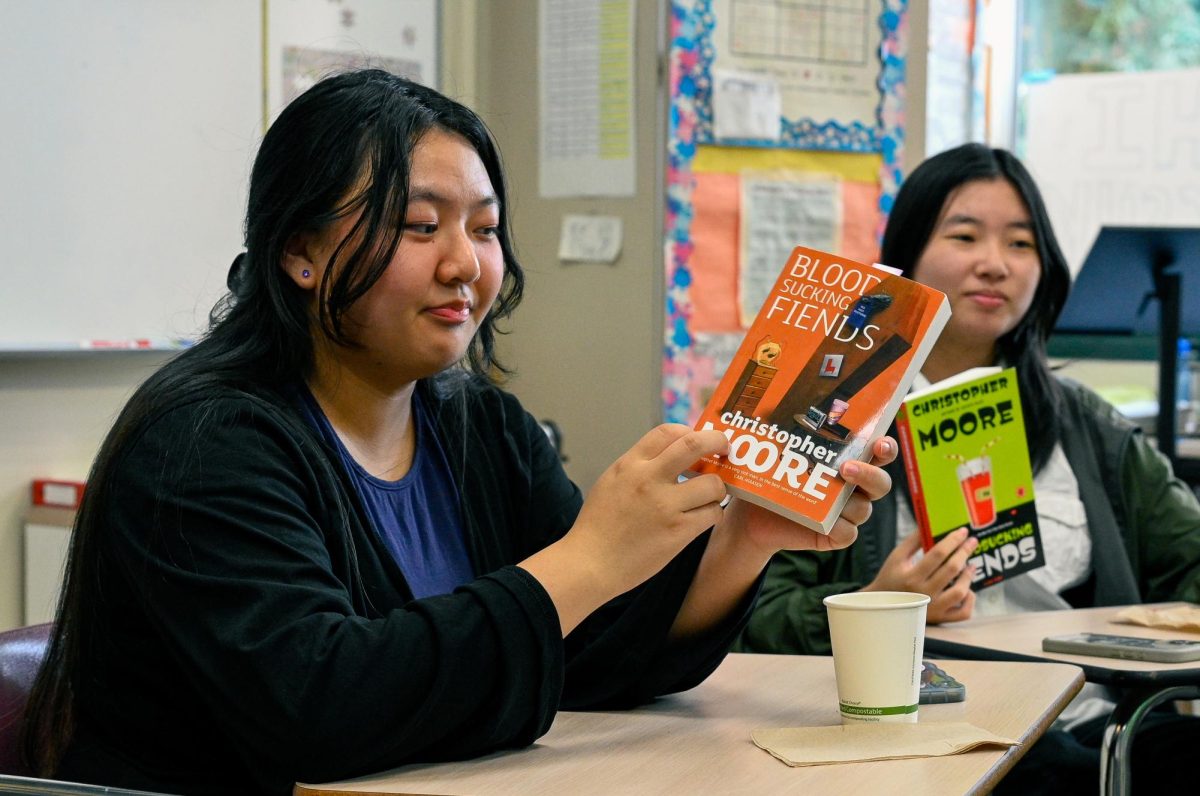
687, 245, 951, 534
670, 434, 899, 641
894, 367, 1045, 591
863, 527, 979, 624
525, 423, 731, 636
714, 435, 900, 557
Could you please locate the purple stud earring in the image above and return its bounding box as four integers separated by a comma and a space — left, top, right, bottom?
302, 269, 311, 278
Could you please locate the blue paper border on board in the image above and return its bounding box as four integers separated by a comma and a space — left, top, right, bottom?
692, 0, 884, 152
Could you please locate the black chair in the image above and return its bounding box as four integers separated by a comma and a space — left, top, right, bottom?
0, 623, 173, 793
0, 773, 172, 794
0, 623, 52, 777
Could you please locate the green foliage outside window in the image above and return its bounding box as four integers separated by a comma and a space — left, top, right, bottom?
1014, 0, 1200, 153
1022, 0, 1200, 75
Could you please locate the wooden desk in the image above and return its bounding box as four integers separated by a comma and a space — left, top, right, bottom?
925, 603, 1200, 686
295, 653, 1083, 796
925, 604, 1200, 796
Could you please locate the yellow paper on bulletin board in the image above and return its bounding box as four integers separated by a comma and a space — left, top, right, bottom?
693, 146, 881, 182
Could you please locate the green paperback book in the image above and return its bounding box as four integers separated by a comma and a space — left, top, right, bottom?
894, 366, 1044, 589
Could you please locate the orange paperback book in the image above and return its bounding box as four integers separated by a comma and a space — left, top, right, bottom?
689, 245, 951, 534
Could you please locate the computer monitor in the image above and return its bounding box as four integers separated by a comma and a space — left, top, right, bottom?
1052, 226, 1200, 467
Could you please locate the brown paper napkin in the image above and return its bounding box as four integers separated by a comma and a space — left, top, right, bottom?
751, 723, 1018, 767
1111, 604, 1200, 633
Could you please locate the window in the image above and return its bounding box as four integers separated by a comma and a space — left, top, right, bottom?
1013, 0, 1200, 153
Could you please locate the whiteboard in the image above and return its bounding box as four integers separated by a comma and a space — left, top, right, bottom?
0, 0, 262, 348
0, 0, 439, 349
1024, 68, 1200, 275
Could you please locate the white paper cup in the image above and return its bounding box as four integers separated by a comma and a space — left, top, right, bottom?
823, 591, 930, 724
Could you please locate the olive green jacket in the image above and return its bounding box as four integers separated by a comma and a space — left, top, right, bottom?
734, 379, 1200, 656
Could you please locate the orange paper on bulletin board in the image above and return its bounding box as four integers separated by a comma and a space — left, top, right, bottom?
687, 173, 881, 334
689, 172, 743, 332
841, 180, 883, 263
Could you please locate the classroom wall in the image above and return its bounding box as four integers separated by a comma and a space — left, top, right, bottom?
473, 0, 667, 493
905, 6, 929, 175
0, 355, 173, 630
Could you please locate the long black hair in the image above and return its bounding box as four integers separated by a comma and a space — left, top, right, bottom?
881, 143, 1071, 473
22, 69, 525, 774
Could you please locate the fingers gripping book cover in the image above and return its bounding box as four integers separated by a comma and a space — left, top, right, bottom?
690, 245, 951, 534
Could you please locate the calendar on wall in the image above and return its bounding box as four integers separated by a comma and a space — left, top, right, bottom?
697, 0, 889, 151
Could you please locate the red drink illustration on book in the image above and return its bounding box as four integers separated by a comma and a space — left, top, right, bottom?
957, 456, 995, 529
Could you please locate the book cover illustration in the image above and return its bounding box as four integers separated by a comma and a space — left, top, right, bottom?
895, 367, 1045, 589
689, 245, 951, 534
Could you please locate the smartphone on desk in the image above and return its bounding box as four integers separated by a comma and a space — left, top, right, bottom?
919, 661, 966, 703
1042, 632, 1200, 663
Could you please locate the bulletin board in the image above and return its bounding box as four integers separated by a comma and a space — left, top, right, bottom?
663, 0, 908, 423
0, 0, 438, 351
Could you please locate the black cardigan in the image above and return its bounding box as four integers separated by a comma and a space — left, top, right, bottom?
60, 377, 746, 795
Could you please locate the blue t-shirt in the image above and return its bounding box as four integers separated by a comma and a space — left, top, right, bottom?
296, 386, 474, 599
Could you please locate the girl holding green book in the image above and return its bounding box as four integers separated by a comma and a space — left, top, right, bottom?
738, 142, 1200, 795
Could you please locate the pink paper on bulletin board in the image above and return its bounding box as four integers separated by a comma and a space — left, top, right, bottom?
841, 180, 883, 266
688, 171, 742, 332
687, 175, 882, 334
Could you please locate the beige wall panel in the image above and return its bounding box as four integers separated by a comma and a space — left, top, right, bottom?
474, 0, 666, 493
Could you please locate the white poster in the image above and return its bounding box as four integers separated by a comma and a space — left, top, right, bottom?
712, 68, 783, 141
266, 0, 440, 120
539, 0, 636, 198
738, 173, 842, 326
